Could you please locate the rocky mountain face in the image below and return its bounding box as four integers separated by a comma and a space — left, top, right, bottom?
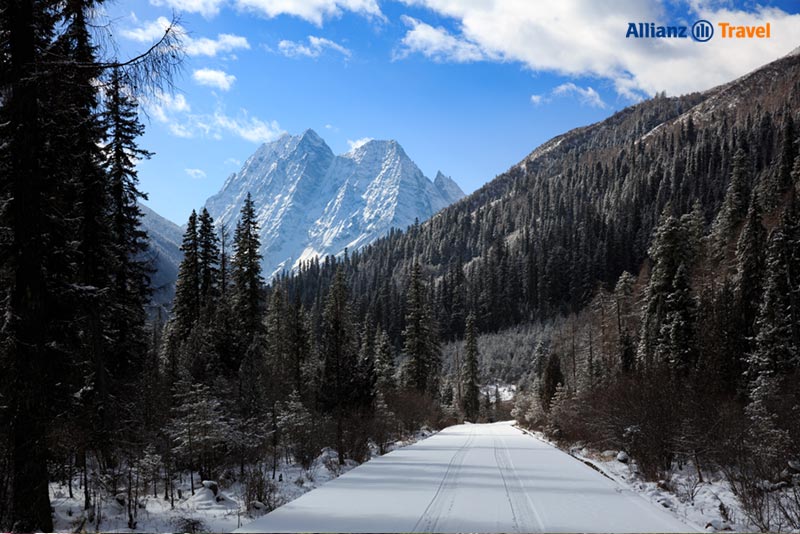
204, 129, 464, 278
139, 203, 183, 313
278, 49, 800, 341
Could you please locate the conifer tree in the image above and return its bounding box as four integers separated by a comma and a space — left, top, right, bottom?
173, 211, 200, 339
197, 208, 220, 315
0, 1, 178, 528
660, 263, 696, 373
285, 296, 311, 397
403, 263, 441, 395
540, 352, 564, 412
712, 147, 750, 252
461, 313, 481, 421
319, 268, 357, 464
735, 197, 766, 345
614, 271, 636, 373
374, 327, 396, 394
745, 204, 800, 463
1, 2, 60, 528
266, 286, 290, 399
232, 193, 264, 338
103, 66, 154, 449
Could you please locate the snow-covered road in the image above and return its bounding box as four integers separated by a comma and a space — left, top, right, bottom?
237, 421, 698, 533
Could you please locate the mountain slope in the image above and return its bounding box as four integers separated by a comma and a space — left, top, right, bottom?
140, 203, 183, 312
204, 130, 464, 278
278, 49, 800, 341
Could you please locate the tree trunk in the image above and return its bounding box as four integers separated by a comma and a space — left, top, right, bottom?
83, 453, 91, 511
7, 0, 54, 530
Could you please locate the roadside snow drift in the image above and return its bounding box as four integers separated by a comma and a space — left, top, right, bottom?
237, 421, 698, 533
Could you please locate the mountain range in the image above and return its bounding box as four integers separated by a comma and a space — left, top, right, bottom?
277, 46, 800, 351
141, 130, 464, 304
204, 129, 464, 278
140, 203, 183, 313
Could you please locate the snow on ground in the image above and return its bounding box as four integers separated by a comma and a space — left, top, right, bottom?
547, 435, 752, 532
237, 421, 701, 533
480, 382, 516, 402
50, 429, 437, 533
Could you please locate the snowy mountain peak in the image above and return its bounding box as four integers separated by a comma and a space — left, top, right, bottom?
434, 171, 463, 203
204, 131, 464, 278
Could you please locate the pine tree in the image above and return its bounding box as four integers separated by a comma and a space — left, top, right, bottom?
266, 286, 288, 396
62, 0, 119, 464
354, 323, 377, 410
639, 213, 683, 367
197, 208, 220, 316
285, 296, 311, 397
403, 263, 441, 395
372, 391, 397, 455
659, 263, 696, 373
168, 380, 230, 485
103, 65, 153, 412
540, 352, 564, 412
613, 271, 636, 373
278, 391, 317, 469
232, 193, 264, 338
173, 210, 200, 339
745, 205, 800, 463
319, 268, 357, 464
1, 2, 60, 529
735, 197, 766, 345
638, 209, 701, 369
461, 313, 481, 421
712, 147, 750, 253
0, 2, 178, 528
374, 327, 396, 394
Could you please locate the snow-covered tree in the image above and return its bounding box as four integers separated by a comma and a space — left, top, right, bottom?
403, 263, 441, 396
461, 313, 480, 421
168, 380, 230, 488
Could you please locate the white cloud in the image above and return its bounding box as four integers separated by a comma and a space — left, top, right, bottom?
186, 33, 250, 57
193, 68, 236, 90
530, 84, 606, 108
150, 0, 225, 18
278, 36, 352, 58
212, 112, 284, 143
396, 1, 800, 98
347, 137, 373, 150
142, 90, 191, 123
185, 168, 207, 179
552, 83, 607, 108
395, 16, 492, 62
141, 91, 283, 143
225, 157, 242, 166
121, 17, 250, 57
235, 0, 383, 26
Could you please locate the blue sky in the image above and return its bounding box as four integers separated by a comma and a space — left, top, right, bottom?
104, 0, 800, 225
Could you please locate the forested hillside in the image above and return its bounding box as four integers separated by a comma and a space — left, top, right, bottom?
1, 1, 798, 529
279, 51, 800, 343
269, 50, 800, 529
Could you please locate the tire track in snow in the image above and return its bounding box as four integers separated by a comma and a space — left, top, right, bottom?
493, 431, 546, 533
412, 424, 476, 533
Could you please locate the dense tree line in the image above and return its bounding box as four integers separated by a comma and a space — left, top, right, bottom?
0, 2, 180, 530
2, 3, 799, 529
278, 55, 800, 351
150, 193, 463, 511
276, 53, 800, 530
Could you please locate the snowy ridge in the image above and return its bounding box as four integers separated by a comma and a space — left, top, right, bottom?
204, 129, 464, 278
140, 203, 183, 310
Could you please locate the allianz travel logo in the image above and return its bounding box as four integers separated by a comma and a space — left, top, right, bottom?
626, 20, 772, 42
